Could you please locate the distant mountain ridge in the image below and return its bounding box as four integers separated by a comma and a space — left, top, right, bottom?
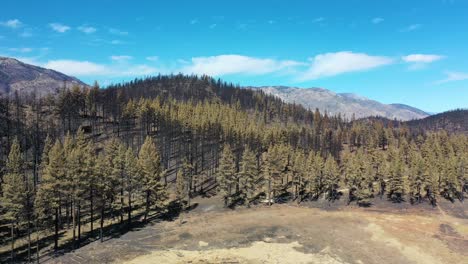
252, 86, 430, 121
405, 109, 468, 134
0, 56, 88, 96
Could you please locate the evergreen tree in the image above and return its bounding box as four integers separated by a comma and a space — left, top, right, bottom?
388, 150, 406, 202
138, 136, 167, 221
323, 157, 340, 201
408, 152, 426, 204
217, 144, 236, 207
35, 140, 65, 251
239, 146, 258, 205
291, 151, 306, 202
124, 146, 139, 226
1, 139, 29, 261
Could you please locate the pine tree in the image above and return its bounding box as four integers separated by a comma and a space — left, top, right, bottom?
217, 144, 236, 207
323, 157, 340, 201
1, 139, 28, 261
291, 151, 306, 202
439, 153, 460, 202
388, 150, 406, 202
355, 151, 373, 206
239, 146, 258, 205
35, 140, 65, 251
308, 152, 324, 199
124, 146, 139, 226
138, 136, 167, 221
408, 152, 426, 204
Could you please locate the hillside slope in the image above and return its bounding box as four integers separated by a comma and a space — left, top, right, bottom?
254, 86, 429, 121
0, 56, 88, 96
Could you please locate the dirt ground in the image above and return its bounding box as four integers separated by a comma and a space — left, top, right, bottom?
49, 197, 468, 264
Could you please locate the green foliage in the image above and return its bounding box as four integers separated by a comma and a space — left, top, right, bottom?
239, 146, 258, 203
217, 144, 236, 206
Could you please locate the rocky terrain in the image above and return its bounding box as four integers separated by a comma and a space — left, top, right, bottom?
0, 57, 88, 96
255, 86, 430, 121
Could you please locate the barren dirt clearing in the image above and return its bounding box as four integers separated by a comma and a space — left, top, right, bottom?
52, 203, 468, 264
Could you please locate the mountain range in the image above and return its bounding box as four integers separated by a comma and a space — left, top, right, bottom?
0, 57, 429, 120
0, 56, 88, 96
254, 86, 429, 121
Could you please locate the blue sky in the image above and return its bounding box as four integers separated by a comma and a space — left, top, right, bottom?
1, 0, 468, 113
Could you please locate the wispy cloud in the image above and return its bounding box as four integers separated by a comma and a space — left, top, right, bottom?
400, 24, 421, 32
372, 17, 384, 24
0, 19, 22, 28
49, 23, 71, 33
110, 55, 133, 61
44, 60, 109, 75
180, 54, 304, 76
298, 51, 394, 81
402, 54, 444, 70
109, 28, 128, 36
78, 25, 97, 34
436, 71, 468, 84
146, 56, 159, 61
313, 17, 325, 23
402, 54, 444, 63
110, 40, 124, 45
190, 19, 199, 25
209, 24, 217, 29
42, 59, 160, 77
9, 47, 33, 53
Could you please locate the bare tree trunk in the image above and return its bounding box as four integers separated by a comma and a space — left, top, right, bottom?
28, 219, 31, 262
10, 223, 15, 262
100, 204, 105, 243
72, 200, 76, 249
36, 221, 40, 264
54, 208, 59, 251
268, 179, 272, 206
77, 203, 81, 247
90, 188, 94, 234
144, 190, 150, 222
128, 191, 132, 227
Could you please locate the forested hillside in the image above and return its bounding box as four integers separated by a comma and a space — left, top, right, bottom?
405, 109, 468, 134
0, 75, 467, 263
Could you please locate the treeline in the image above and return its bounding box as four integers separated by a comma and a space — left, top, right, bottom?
2, 131, 170, 262
0, 74, 467, 262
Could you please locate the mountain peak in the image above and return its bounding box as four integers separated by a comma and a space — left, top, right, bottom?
0, 56, 88, 96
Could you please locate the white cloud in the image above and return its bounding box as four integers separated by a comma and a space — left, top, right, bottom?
313, 17, 325, 23
78, 25, 97, 34
402, 54, 444, 70
49, 23, 71, 33
110, 55, 133, 61
402, 54, 444, 63
190, 19, 198, 25
9, 47, 33, 53
436, 71, 468, 84
209, 24, 217, 29
109, 28, 128, 36
146, 56, 159, 61
298, 51, 393, 81
42, 59, 160, 77
110, 40, 123, 45
372, 17, 384, 24
44, 60, 110, 76
180, 54, 304, 76
401, 24, 421, 32
1, 19, 22, 28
